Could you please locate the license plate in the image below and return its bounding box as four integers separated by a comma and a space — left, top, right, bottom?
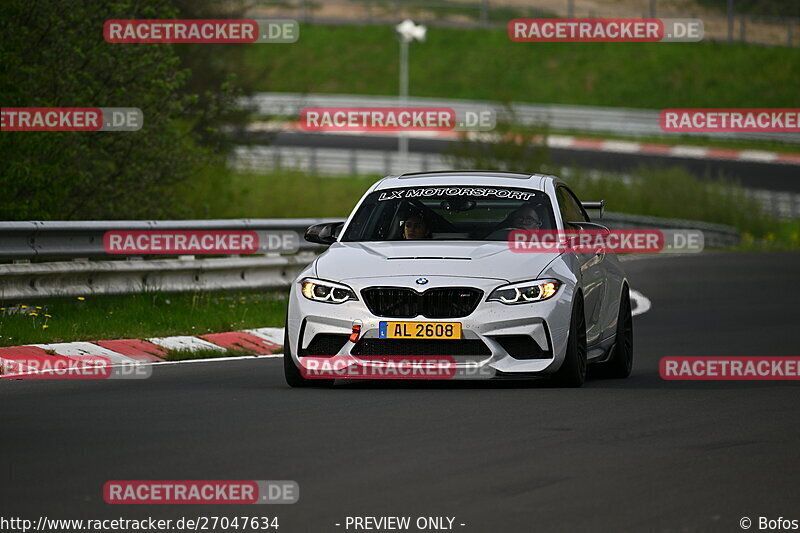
379, 321, 462, 339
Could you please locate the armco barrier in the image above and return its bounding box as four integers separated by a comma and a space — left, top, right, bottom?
0, 254, 317, 300
0, 219, 338, 260
0, 214, 739, 300
242, 93, 800, 144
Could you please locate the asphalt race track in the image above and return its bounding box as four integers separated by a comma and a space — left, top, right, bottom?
258, 131, 800, 193
2, 252, 799, 532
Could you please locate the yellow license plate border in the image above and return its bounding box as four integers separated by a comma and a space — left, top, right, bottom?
379, 321, 462, 339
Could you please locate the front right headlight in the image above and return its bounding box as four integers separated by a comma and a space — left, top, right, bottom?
300, 278, 358, 304
487, 279, 561, 305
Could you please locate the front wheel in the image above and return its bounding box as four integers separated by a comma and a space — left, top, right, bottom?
550, 294, 587, 387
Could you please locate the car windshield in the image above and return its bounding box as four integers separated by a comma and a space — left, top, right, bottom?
341, 185, 556, 242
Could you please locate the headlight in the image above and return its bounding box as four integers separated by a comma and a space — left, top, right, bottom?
300, 278, 357, 304
487, 279, 561, 304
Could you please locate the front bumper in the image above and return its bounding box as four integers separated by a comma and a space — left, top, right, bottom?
287, 275, 575, 377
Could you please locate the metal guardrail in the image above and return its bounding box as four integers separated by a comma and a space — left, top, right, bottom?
0, 254, 318, 300
241, 93, 800, 144
600, 212, 740, 248
0, 215, 739, 300
0, 219, 338, 260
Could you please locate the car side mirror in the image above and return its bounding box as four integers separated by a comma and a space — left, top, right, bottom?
581, 200, 605, 219
304, 222, 343, 245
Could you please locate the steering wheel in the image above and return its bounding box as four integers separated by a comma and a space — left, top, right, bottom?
485, 227, 518, 240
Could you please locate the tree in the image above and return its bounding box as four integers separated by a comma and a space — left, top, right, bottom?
0, 0, 218, 219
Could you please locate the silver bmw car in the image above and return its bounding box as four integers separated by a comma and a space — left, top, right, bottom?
284, 171, 633, 387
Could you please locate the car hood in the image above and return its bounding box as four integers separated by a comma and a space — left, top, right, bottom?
314, 241, 561, 283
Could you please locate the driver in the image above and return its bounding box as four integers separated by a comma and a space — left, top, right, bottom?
507, 205, 543, 229
403, 214, 431, 239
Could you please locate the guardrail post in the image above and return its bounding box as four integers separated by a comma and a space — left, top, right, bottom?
480, 0, 489, 26
739, 16, 746, 42
649, 0, 656, 17
727, 0, 734, 43
567, 0, 574, 18
299, 0, 308, 23
384, 150, 392, 175
310, 147, 318, 175
350, 150, 357, 175
788, 22, 794, 47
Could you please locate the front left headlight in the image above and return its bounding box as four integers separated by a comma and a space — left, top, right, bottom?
487, 279, 561, 304
300, 278, 358, 304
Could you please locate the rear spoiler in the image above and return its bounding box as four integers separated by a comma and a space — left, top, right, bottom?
582, 200, 605, 219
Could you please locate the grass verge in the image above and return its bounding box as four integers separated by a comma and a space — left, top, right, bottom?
240, 24, 800, 109
0, 291, 287, 348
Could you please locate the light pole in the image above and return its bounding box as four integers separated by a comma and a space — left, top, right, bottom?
395, 19, 426, 170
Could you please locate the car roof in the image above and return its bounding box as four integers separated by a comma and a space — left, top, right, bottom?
372, 170, 558, 192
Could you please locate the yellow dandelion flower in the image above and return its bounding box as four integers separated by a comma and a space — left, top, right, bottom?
36, 306, 42, 310
30, 312, 38, 317
21, 305, 27, 309
44, 314, 52, 318
42, 325, 49, 329
77, 297, 85, 301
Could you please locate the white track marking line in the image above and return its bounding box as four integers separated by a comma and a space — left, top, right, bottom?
1, 354, 284, 378
152, 354, 282, 366
629, 289, 652, 317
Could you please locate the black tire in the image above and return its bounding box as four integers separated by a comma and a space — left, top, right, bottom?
283, 330, 335, 388
596, 287, 634, 379
550, 294, 587, 387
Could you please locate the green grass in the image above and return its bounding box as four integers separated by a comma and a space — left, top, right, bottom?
562, 166, 771, 233
0, 291, 287, 347
180, 166, 377, 218
357, 0, 555, 23
241, 24, 800, 109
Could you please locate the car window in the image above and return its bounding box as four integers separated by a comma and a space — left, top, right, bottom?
341, 186, 557, 241
556, 186, 589, 226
